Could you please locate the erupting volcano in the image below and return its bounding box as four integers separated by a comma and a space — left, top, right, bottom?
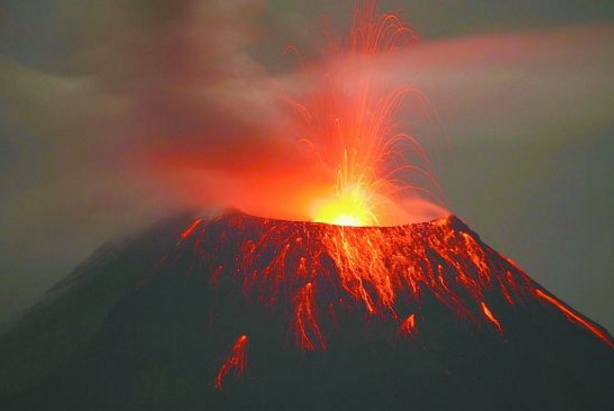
1, 1, 612, 411
254, 0, 445, 227
2, 210, 612, 410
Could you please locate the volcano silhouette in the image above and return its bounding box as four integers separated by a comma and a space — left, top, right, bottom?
1, 210, 612, 410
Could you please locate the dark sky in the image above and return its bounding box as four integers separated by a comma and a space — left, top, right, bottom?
1, 0, 613, 331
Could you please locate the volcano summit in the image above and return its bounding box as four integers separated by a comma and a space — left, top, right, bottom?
0, 210, 612, 410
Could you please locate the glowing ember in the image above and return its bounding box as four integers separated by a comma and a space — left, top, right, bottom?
215, 334, 249, 391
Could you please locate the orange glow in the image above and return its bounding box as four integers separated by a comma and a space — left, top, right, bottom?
214, 334, 248, 391
535, 289, 614, 348
480, 302, 503, 335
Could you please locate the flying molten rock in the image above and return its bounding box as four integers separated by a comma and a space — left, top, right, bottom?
286, 1, 440, 227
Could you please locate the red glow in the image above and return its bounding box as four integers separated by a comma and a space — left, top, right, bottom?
535, 289, 614, 348
214, 334, 249, 391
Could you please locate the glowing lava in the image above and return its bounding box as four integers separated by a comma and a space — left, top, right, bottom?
164, 211, 614, 392
534, 289, 614, 348
294, 282, 327, 351
481, 302, 503, 335
215, 334, 249, 392
176, 212, 614, 354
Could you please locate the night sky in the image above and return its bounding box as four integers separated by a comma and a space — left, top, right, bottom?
1, 0, 613, 332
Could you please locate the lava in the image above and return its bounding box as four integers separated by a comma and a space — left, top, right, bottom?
151, 211, 614, 394
293, 282, 327, 351
190, 214, 523, 345
180, 218, 203, 241
481, 302, 503, 335
534, 289, 614, 348
398, 313, 417, 338
215, 334, 249, 392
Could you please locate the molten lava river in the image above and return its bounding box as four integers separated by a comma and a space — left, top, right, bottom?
153, 211, 614, 392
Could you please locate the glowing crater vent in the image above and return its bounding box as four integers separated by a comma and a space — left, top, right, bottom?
312, 183, 377, 227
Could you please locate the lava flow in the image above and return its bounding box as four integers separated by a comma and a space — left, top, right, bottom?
215, 335, 249, 392
534, 289, 614, 348
154, 211, 614, 392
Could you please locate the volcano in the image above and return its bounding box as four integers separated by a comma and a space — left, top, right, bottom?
1, 210, 612, 410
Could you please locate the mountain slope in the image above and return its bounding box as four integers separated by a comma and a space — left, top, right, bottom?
1, 211, 612, 410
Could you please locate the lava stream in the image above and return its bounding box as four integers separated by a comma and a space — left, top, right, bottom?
534, 289, 614, 348
215, 335, 249, 392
